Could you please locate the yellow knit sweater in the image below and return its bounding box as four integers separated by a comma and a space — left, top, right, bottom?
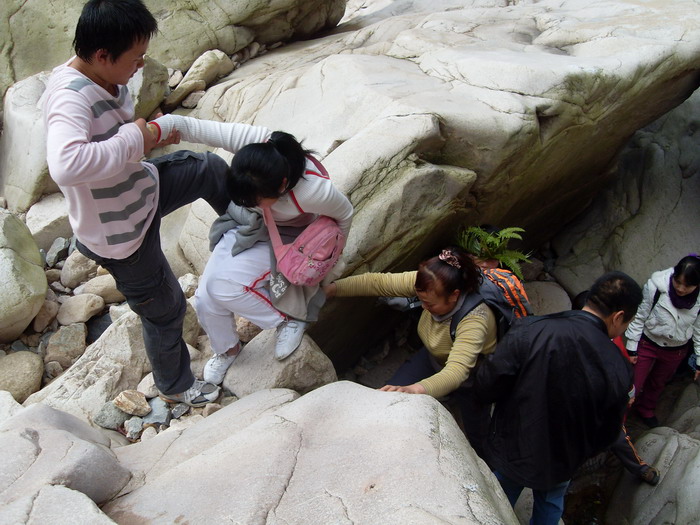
334, 271, 497, 398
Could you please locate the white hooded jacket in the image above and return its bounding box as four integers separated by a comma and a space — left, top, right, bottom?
625, 267, 700, 366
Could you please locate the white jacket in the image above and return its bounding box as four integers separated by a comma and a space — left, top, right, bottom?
625, 267, 700, 365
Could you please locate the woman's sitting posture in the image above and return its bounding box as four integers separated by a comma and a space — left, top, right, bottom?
324, 246, 497, 458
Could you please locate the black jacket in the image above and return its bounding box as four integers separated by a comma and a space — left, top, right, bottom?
475, 310, 633, 490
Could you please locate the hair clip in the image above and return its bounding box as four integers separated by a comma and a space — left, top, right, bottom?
438, 250, 461, 269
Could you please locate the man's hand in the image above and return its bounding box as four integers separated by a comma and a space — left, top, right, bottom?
695, 369, 700, 382
136, 118, 157, 155
379, 383, 427, 395
629, 355, 638, 364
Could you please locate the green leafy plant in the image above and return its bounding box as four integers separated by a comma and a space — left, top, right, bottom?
456, 226, 531, 280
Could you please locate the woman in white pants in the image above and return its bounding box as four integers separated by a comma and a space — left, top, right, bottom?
149, 114, 353, 384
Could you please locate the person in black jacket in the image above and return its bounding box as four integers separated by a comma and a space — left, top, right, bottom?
475, 271, 642, 525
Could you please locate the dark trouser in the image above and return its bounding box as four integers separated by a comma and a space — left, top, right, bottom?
610, 425, 648, 478
77, 151, 230, 395
388, 347, 491, 459
633, 335, 690, 418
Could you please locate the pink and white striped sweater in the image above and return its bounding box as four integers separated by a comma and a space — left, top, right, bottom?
43, 60, 157, 259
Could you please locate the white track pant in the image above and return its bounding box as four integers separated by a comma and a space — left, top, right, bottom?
195, 229, 285, 354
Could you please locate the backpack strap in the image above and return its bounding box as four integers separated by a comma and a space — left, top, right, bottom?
651, 289, 661, 310
449, 293, 485, 341
307, 155, 330, 179
260, 205, 285, 251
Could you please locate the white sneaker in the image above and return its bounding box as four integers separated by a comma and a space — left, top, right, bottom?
275, 319, 308, 360
159, 379, 220, 407
203, 351, 238, 384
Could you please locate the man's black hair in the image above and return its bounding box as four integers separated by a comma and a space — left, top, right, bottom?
586, 271, 642, 322
73, 0, 158, 62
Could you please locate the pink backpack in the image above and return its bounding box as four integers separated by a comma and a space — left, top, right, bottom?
261, 157, 346, 286
262, 206, 345, 287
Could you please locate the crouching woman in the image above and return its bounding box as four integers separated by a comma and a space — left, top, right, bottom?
324, 246, 496, 458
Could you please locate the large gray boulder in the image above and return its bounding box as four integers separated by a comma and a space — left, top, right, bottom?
220, 329, 338, 396
22, 312, 151, 423
0, 404, 131, 513
2, 485, 117, 525
0, 0, 347, 114
103, 382, 516, 524
0, 73, 56, 213
0, 210, 47, 342
0, 352, 44, 403
551, 88, 700, 292
178, 0, 700, 366
188, 0, 700, 267
24, 193, 71, 253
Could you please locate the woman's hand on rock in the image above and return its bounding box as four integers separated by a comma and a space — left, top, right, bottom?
379, 383, 426, 395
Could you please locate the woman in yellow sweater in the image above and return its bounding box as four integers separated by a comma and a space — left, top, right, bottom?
324, 246, 497, 458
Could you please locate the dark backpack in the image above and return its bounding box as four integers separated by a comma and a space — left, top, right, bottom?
449, 269, 532, 341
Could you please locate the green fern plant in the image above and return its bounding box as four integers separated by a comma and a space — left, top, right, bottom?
456, 226, 531, 280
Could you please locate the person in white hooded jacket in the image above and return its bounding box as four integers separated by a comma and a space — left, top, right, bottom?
625, 255, 700, 427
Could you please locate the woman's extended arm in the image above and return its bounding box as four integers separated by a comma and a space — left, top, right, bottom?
150, 114, 271, 153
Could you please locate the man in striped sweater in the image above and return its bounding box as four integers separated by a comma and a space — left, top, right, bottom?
43, 0, 231, 406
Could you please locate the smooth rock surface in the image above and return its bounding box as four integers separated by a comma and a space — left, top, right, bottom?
0, 390, 24, 423
607, 426, 700, 525
60, 249, 99, 289
1, 484, 118, 525
0, 352, 44, 403
23, 312, 151, 423
551, 89, 700, 292
56, 293, 105, 325
43, 323, 87, 369
523, 281, 572, 315
25, 192, 72, 252
0, 404, 131, 509
0, 210, 47, 342
0, 72, 56, 212
104, 382, 516, 524
74, 274, 125, 304
220, 330, 338, 397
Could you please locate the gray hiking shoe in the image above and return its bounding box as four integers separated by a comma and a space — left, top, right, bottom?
159, 379, 220, 407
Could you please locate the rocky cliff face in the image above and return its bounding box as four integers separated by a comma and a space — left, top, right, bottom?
1, 1, 699, 522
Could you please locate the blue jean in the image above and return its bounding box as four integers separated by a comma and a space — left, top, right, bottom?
77, 151, 230, 395
494, 471, 570, 525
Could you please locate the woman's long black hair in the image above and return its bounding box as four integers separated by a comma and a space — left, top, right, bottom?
227, 131, 313, 208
